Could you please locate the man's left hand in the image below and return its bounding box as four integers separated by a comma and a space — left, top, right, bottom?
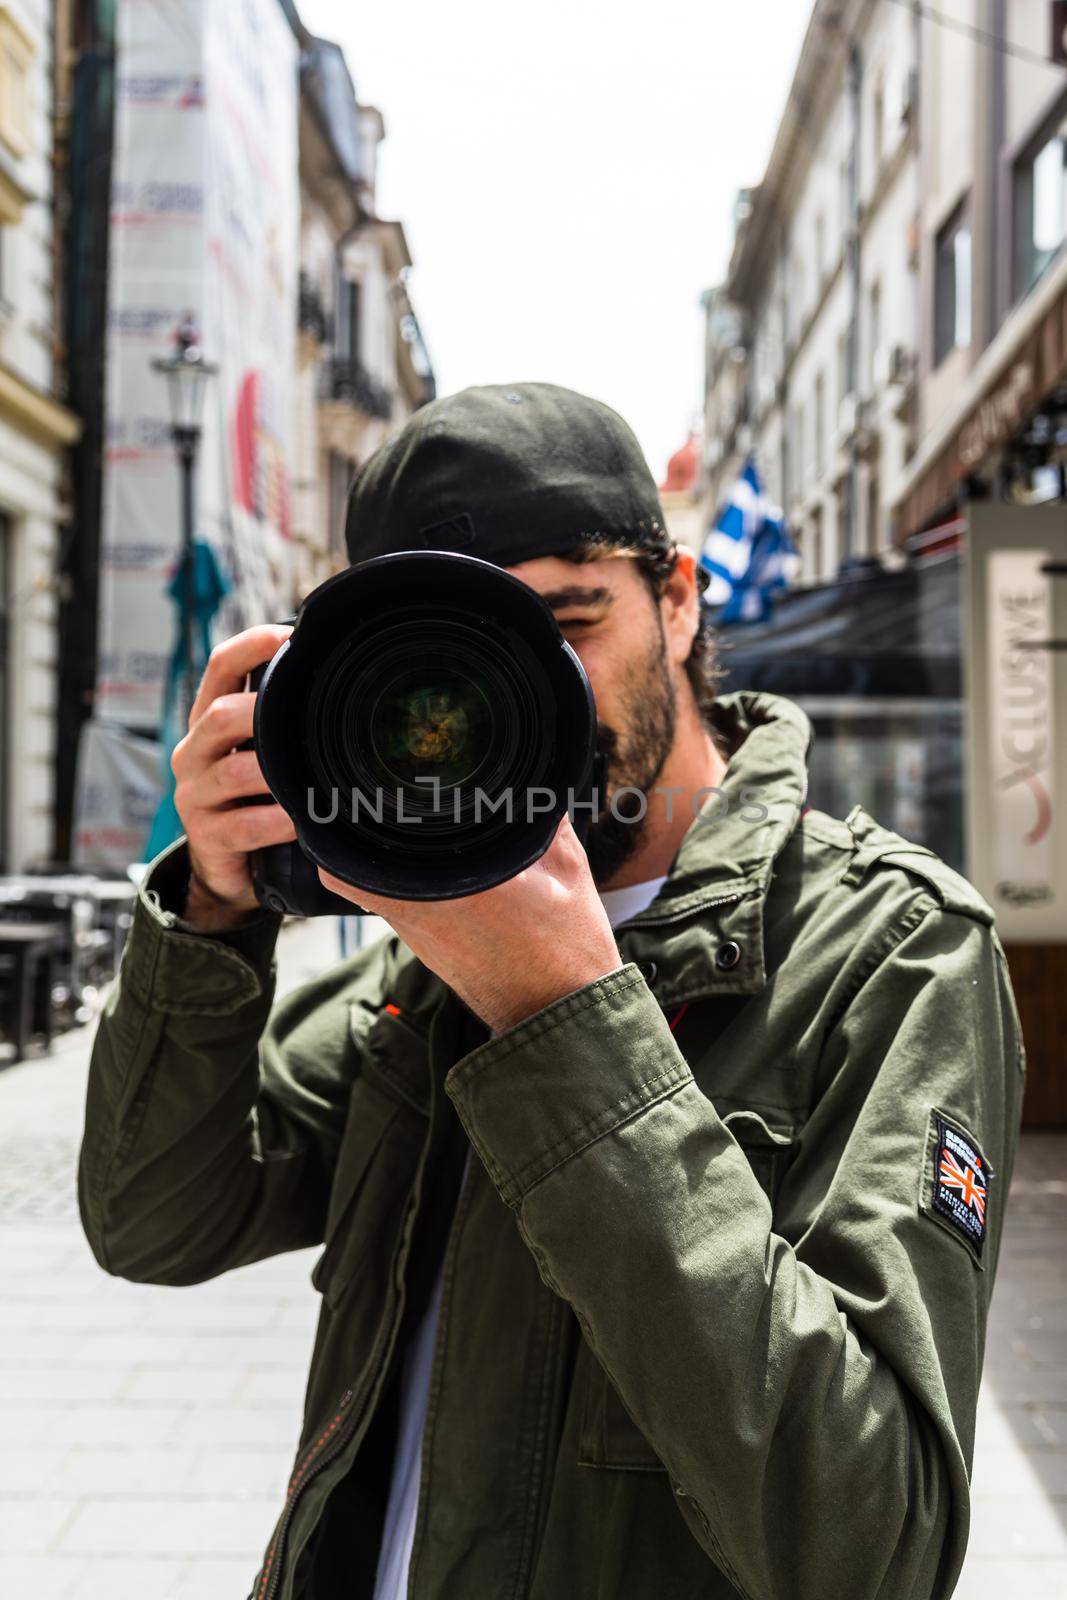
319, 815, 622, 1035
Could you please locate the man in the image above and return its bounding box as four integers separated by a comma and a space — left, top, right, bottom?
79, 383, 1024, 1600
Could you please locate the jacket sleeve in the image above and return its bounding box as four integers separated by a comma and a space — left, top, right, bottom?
78, 840, 393, 1286
444, 901, 1025, 1600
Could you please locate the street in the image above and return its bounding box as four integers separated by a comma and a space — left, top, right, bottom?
0, 914, 1064, 1598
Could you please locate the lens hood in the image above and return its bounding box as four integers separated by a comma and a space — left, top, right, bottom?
252, 551, 597, 903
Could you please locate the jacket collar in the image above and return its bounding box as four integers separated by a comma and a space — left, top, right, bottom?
614, 691, 812, 1006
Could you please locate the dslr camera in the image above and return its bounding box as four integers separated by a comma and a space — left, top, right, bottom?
249, 551, 599, 916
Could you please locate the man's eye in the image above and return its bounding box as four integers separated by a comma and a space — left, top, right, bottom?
559, 616, 596, 630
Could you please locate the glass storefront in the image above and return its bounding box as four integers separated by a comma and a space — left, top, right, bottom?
713, 554, 964, 870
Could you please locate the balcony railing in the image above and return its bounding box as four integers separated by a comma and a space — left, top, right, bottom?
319, 356, 394, 422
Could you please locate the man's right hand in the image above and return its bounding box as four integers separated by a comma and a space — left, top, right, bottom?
171, 625, 296, 932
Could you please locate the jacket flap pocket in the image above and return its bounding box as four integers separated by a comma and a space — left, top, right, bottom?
575, 1339, 665, 1473
355, 1002, 432, 1118
311, 1077, 412, 1307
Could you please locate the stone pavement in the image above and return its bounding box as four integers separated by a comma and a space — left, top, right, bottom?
0, 913, 1064, 1598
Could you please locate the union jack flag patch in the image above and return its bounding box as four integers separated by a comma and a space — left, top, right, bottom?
925, 1110, 991, 1262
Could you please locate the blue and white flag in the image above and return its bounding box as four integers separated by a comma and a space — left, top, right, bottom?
700, 456, 799, 624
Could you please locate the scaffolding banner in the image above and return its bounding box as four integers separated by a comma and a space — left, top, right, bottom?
966, 506, 1067, 942
73, 721, 163, 872
96, 0, 298, 735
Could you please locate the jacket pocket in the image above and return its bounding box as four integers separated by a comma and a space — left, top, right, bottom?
310, 1004, 432, 1309
575, 1338, 666, 1472
721, 1107, 794, 1207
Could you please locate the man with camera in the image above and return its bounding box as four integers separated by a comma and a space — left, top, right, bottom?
80, 383, 1024, 1600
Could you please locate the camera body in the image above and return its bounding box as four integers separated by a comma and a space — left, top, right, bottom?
249, 551, 599, 916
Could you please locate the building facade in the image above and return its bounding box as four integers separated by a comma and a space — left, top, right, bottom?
705, 1, 1067, 1119
0, 0, 80, 870
704, 0, 919, 583
293, 36, 433, 594
890, 1, 1067, 1124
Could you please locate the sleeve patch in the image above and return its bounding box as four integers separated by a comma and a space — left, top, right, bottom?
920, 1108, 992, 1267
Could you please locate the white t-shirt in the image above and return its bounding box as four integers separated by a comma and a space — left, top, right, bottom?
370, 876, 666, 1599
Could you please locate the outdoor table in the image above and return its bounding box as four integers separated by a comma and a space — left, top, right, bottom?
0, 919, 62, 1065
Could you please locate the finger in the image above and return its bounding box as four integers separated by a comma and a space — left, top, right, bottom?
206, 749, 273, 805
173, 694, 255, 779
198, 802, 298, 856
175, 753, 271, 822
188, 625, 292, 729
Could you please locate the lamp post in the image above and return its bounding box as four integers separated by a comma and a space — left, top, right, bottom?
152, 316, 218, 720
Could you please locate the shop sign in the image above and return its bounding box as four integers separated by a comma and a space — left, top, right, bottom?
966, 507, 1066, 941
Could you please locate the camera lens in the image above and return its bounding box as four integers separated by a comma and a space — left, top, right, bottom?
305, 617, 541, 838
253, 551, 596, 901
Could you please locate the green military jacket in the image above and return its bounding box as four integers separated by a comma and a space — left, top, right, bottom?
78, 691, 1025, 1600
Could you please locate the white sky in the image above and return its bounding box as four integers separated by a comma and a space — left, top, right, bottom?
297, 1, 812, 483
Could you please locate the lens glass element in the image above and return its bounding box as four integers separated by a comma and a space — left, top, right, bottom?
370, 668, 493, 790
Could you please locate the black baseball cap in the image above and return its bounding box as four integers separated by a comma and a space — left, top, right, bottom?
344, 381, 671, 569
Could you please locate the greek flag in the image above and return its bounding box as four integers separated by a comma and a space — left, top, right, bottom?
700, 457, 799, 624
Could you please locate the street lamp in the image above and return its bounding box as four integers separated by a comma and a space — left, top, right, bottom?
152, 316, 218, 719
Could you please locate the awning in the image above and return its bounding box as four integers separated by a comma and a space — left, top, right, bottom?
894, 260, 1067, 542
712, 555, 962, 700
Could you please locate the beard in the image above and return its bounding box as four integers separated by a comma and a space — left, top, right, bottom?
584, 621, 678, 888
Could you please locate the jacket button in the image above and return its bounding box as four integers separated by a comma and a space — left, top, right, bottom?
715, 940, 742, 971
638, 959, 658, 983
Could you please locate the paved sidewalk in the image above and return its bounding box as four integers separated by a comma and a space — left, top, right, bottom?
0, 914, 1064, 1597
0, 916, 347, 1600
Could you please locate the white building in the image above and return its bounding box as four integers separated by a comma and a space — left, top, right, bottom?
704, 0, 919, 583
293, 35, 434, 596
0, 0, 79, 870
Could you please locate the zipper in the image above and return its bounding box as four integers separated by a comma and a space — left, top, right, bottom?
256, 996, 457, 1599
257, 1123, 434, 1598
256, 1278, 400, 1600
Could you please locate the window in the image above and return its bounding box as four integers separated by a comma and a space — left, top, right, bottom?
867, 280, 881, 390
814, 371, 825, 478
0, 7, 33, 159
328, 452, 352, 561
1014, 106, 1067, 298
933, 204, 971, 366
809, 503, 824, 582
837, 327, 850, 408
334, 271, 361, 362
793, 401, 805, 491
872, 75, 884, 175
867, 470, 881, 554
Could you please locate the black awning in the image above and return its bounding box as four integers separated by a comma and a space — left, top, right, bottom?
712, 555, 962, 700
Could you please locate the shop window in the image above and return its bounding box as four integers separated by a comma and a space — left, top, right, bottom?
0, 7, 33, 159
933, 203, 971, 366
1014, 104, 1067, 299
